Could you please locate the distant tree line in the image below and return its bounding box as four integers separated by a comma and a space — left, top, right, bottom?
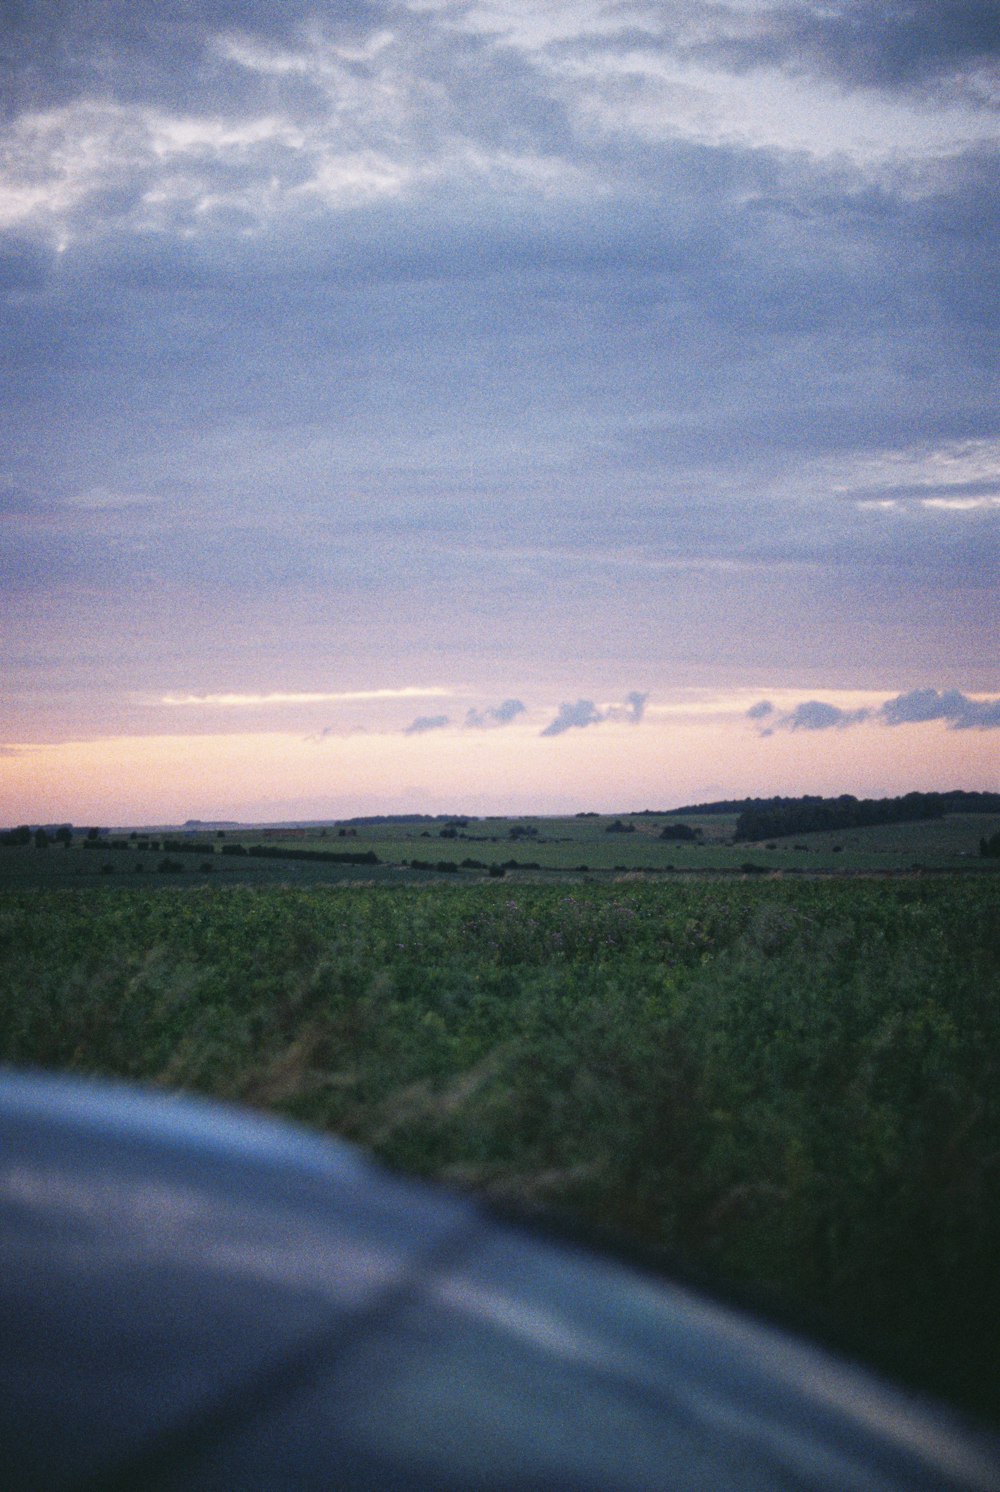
79, 838, 382, 867
239, 844, 379, 866
407, 858, 538, 874
674, 796, 824, 817
733, 792, 987, 842
336, 814, 476, 827
671, 790, 1000, 821
2, 825, 74, 847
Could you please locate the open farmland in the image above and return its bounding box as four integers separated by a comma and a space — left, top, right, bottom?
2, 808, 998, 889
1, 870, 998, 1427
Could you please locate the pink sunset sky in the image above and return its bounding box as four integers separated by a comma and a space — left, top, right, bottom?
2, 2, 997, 823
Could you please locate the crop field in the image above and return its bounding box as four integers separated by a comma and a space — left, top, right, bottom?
1, 866, 998, 1426
2, 809, 998, 889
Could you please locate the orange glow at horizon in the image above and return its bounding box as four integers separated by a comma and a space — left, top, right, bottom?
1, 713, 996, 825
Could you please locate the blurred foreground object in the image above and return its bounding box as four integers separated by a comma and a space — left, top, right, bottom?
1, 1070, 997, 1491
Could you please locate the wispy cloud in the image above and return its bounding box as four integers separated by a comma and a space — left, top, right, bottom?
404, 714, 450, 735
541, 692, 648, 737
304, 723, 368, 743
919, 497, 1000, 512
162, 688, 452, 707
63, 487, 163, 510
749, 688, 1000, 734
607, 690, 648, 724
464, 699, 526, 729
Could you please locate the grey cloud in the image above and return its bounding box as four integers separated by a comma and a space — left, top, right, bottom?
0, 2, 589, 249
753, 689, 1000, 736
607, 690, 648, 724
880, 688, 1000, 729
464, 699, 526, 729
404, 714, 450, 735
4, 125, 995, 502
752, 700, 872, 734
540, 693, 648, 736
2, 2, 998, 738
786, 701, 871, 731
692, 0, 1000, 96
540, 700, 604, 737
0, 2, 348, 119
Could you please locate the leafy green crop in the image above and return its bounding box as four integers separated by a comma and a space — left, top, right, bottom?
1, 876, 997, 1422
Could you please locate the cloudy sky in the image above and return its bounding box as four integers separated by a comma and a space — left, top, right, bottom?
1, 0, 998, 822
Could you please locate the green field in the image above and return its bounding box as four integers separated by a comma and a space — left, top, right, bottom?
1, 867, 998, 1426
4, 808, 999, 889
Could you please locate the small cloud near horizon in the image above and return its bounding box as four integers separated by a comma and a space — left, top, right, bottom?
607, 690, 649, 724
464, 699, 526, 729
541, 692, 649, 737
746, 700, 775, 721
404, 714, 450, 735
748, 688, 1000, 735
541, 700, 603, 737
881, 688, 1000, 730
787, 701, 872, 731
305, 724, 368, 742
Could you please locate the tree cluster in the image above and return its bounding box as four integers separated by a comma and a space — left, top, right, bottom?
243, 845, 379, 866
658, 823, 700, 842
735, 793, 951, 842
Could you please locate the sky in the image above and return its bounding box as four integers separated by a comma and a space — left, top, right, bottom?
1, 0, 998, 823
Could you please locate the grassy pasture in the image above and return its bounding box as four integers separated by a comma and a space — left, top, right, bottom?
365, 810, 1000, 872
6, 810, 996, 890
1, 870, 998, 1426
0, 842, 419, 891
265, 810, 1000, 872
